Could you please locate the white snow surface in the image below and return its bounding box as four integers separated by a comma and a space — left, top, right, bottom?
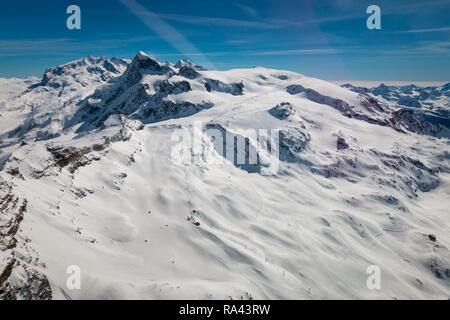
0, 52, 449, 300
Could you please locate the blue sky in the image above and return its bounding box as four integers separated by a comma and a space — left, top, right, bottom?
0, 0, 449, 80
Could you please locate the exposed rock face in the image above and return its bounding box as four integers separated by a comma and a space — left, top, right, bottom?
155, 80, 192, 96
287, 84, 353, 115
359, 95, 384, 112
272, 74, 289, 80
337, 137, 349, 150
69, 53, 213, 129
389, 108, 444, 136
178, 66, 200, 79
80, 79, 210, 125
0, 181, 52, 300
341, 83, 369, 95
289, 84, 449, 137
175, 59, 206, 70
140, 99, 213, 122
122, 52, 174, 88
204, 78, 244, 95
269, 102, 296, 120
342, 82, 450, 132
278, 127, 311, 162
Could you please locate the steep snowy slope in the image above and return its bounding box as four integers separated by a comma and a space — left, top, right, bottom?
0, 52, 449, 299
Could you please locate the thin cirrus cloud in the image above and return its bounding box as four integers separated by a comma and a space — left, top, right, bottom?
244, 49, 342, 55
157, 13, 278, 29
362, 41, 450, 55
384, 0, 449, 15
393, 26, 450, 33
408, 41, 450, 54
153, 1, 449, 30
226, 39, 252, 45
155, 48, 341, 57
0, 39, 71, 50
157, 12, 362, 29
0, 39, 75, 57
118, 0, 215, 68
119, 0, 448, 33
232, 2, 260, 19
0, 37, 158, 57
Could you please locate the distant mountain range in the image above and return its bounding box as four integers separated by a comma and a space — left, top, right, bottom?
342, 82, 450, 127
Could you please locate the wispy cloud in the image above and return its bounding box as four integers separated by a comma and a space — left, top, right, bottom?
157, 13, 278, 29
232, 3, 259, 19
356, 41, 450, 56
155, 11, 367, 31
393, 26, 450, 33
277, 0, 450, 28
265, 12, 363, 29
244, 49, 342, 56
226, 39, 251, 45
153, 1, 450, 31
412, 41, 450, 54
155, 48, 341, 57
0, 36, 157, 57
0, 38, 72, 51
155, 51, 233, 57
384, 0, 450, 15
118, 0, 214, 68
0, 39, 77, 57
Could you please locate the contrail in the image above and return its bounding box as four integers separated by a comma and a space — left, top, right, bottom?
118, 0, 214, 68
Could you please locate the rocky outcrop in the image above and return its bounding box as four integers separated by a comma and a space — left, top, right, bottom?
178, 66, 200, 79
337, 137, 349, 150
278, 127, 311, 162
0, 180, 52, 300
121, 52, 174, 88
342, 82, 450, 132
204, 79, 244, 96
174, 59, 206, 70
269, 102, 296, 120
155, 80, 192, 96
289, 84, 450, 137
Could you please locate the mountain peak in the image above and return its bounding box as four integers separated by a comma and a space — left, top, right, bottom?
175, 59, 194, 68
129, 51, 166, 69
135, 51, 156, 60
120, 52, 174, 87
175, 59, 206, 71
41, 56, 129, 86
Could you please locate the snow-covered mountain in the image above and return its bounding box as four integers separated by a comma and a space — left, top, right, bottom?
1, 52, 449, 300
342, 82, 450, 128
